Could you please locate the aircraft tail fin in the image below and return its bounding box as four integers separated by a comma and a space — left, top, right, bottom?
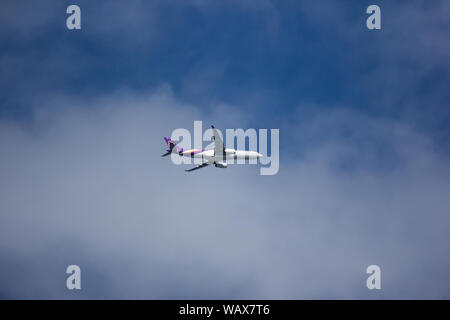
162, 137, 183, 156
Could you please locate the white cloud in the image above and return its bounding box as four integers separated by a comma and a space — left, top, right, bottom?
1, 88, 450, 298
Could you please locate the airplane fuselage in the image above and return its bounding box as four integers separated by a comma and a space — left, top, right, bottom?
162, 125, 262, 171
181, 148, 262, 161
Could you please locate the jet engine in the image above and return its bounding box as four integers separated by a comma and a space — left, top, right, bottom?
214, 162, 228, 168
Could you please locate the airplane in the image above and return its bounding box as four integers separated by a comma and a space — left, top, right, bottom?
162, 125, 263, 172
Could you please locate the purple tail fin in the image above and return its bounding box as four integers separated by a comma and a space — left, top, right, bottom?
164, 137, 183, 153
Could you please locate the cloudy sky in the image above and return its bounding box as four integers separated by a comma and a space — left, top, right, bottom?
0, 0, 449, 299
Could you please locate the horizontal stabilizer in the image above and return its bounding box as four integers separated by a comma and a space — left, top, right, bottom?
162, 137, 183, 156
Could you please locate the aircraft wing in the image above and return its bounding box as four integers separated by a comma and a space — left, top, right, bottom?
185, 162, 210, 172
211, 125, 225, 159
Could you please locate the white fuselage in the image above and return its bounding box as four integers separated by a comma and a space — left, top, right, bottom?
164, 125, 262, 171
181, 148, 262, 162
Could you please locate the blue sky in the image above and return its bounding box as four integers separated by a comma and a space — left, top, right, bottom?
0, 0, 449, 299
2, 1, 449, 128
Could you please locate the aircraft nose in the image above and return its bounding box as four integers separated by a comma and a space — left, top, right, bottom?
258, 153, 263, 158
